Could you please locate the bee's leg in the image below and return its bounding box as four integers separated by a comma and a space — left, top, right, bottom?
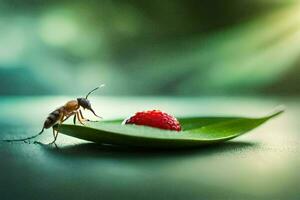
76, 111, 85, 125
79, 109, 99, 122
48, 128, 59, 146
53, 130, 59, 146
35, 129, 58, 148
79, 109, 88, 121
62, 112, 75, 123
79, 109, 94, 122
48, 113, 72, 146
73, 114, 77, 124
39, 114, 65, 147
47, 112, 74, 147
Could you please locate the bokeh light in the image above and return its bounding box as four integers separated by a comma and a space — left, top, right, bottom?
0, 0, 299, 96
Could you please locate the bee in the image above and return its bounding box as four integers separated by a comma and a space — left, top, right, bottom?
2, 85, 104, 145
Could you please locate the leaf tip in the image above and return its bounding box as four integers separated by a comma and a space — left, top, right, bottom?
268, 106, 285, 119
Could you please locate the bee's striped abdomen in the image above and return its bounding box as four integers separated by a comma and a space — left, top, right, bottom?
43, 107, 63, 129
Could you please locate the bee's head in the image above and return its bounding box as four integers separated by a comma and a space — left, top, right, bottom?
77, 98, 91, 110
77, 85, 104, 118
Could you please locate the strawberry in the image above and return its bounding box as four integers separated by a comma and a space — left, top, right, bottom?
125, 110, 181, 131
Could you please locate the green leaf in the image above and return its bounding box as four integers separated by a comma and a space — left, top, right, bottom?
56, 110, 283, 148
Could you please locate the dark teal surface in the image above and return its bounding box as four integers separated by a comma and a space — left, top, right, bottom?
0, 97, 299, 200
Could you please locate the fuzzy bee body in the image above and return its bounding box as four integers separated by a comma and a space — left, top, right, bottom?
43, 100, 80, 129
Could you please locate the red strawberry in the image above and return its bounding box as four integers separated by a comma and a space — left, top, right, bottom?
125, 110, 181, 131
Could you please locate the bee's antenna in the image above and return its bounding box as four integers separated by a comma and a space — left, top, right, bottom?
1, 128, 44, 143
85, 84, 105, 99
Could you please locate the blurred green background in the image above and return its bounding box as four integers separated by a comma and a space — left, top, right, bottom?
0, 0, 300, 96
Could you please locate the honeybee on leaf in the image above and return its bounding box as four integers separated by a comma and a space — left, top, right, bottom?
2, 85, 104, 146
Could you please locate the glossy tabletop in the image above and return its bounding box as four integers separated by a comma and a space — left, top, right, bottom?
0, 96, 299, 200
